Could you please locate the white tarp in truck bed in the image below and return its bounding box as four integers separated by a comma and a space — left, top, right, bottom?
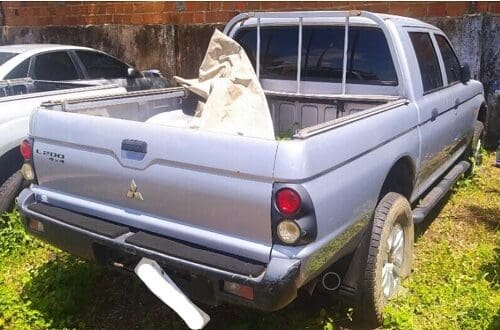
147, 29, 275, 140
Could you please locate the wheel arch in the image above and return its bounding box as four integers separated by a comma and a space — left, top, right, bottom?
0, 146, 24, 185
477, 102, 487, 123
377, 155, 416, 202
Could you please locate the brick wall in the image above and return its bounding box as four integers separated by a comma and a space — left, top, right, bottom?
1, 1, 499, 26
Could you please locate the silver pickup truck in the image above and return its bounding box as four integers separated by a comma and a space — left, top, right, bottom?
17, 11, 485, 325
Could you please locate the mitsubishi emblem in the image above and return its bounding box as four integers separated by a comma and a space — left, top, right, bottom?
127, 180, 144, 201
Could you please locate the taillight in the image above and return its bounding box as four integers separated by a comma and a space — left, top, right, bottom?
20, 139, 32, 160
275, 188, 301, 216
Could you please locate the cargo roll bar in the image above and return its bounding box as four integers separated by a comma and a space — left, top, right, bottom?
224, 11, 406, 97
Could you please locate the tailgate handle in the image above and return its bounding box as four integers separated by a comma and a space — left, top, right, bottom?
122, 139, 148, 154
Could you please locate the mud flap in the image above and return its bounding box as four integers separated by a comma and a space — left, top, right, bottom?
134, 258, 211, 329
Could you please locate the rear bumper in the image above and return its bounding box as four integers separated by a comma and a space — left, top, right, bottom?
17, 188, 300, 311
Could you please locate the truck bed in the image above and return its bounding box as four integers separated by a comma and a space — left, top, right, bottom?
39, 86, 399, 138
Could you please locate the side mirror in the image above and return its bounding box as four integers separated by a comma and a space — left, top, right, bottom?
127, 67, 141, 78
459, 63, 471, 83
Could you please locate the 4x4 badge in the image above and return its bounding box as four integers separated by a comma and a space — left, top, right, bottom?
127, 180, 144, 201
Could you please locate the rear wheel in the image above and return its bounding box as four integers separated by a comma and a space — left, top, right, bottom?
360, 192, 414, 324
0, 171, 24, 215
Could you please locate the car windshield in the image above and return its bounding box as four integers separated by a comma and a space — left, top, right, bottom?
0, 52, 18, 66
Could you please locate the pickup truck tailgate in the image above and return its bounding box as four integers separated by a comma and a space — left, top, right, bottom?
30, 109, 278, 262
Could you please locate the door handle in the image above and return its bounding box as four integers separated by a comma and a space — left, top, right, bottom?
454, 98, 461, 109
431, 108, 438, 122
121, 139, 148, 160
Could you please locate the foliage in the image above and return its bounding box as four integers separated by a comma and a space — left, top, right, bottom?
0, 211, 43, 258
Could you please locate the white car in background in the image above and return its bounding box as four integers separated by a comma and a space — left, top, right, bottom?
0, 44, 168, 91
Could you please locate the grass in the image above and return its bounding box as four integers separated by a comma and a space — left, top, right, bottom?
0, 153, 498, 329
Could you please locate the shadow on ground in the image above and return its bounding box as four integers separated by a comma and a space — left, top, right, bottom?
22, 254, 366, 330
22, 254, 185, 329
465, 204, 500, 231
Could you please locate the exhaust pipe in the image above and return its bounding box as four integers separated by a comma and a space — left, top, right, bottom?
322, 271, 341, 291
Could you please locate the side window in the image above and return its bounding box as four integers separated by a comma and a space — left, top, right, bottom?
34, 52, 79, 81
409, 32, 443, 92
76, 51, 129, 79
435, 35, 461, 84
5, 57, 30, 79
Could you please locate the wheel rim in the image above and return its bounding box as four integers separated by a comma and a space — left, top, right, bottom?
382, 222, 404, 299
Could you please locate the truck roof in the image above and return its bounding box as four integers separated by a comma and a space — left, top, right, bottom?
372, 12, 439, 29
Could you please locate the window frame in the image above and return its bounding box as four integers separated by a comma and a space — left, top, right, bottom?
32, 50, 83, 81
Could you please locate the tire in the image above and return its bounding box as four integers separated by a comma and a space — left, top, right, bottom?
360, 192, 414, 324
0, 148, 24, 185
464, 121, 484, 176
0, 171, 24, 215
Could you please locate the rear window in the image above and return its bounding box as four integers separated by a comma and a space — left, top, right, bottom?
0, 52, 17, 66
235, 26, 398, 85
237, 27, 299, 80
301, 27, 345, 81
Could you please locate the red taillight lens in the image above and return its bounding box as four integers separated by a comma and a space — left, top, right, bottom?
20, 139, 32, 160
276, 188, 301, 216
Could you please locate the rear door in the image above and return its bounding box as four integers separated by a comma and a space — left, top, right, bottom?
406, 30, 457, 186
31, 108, 278, 262
433, 34, 477, 146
